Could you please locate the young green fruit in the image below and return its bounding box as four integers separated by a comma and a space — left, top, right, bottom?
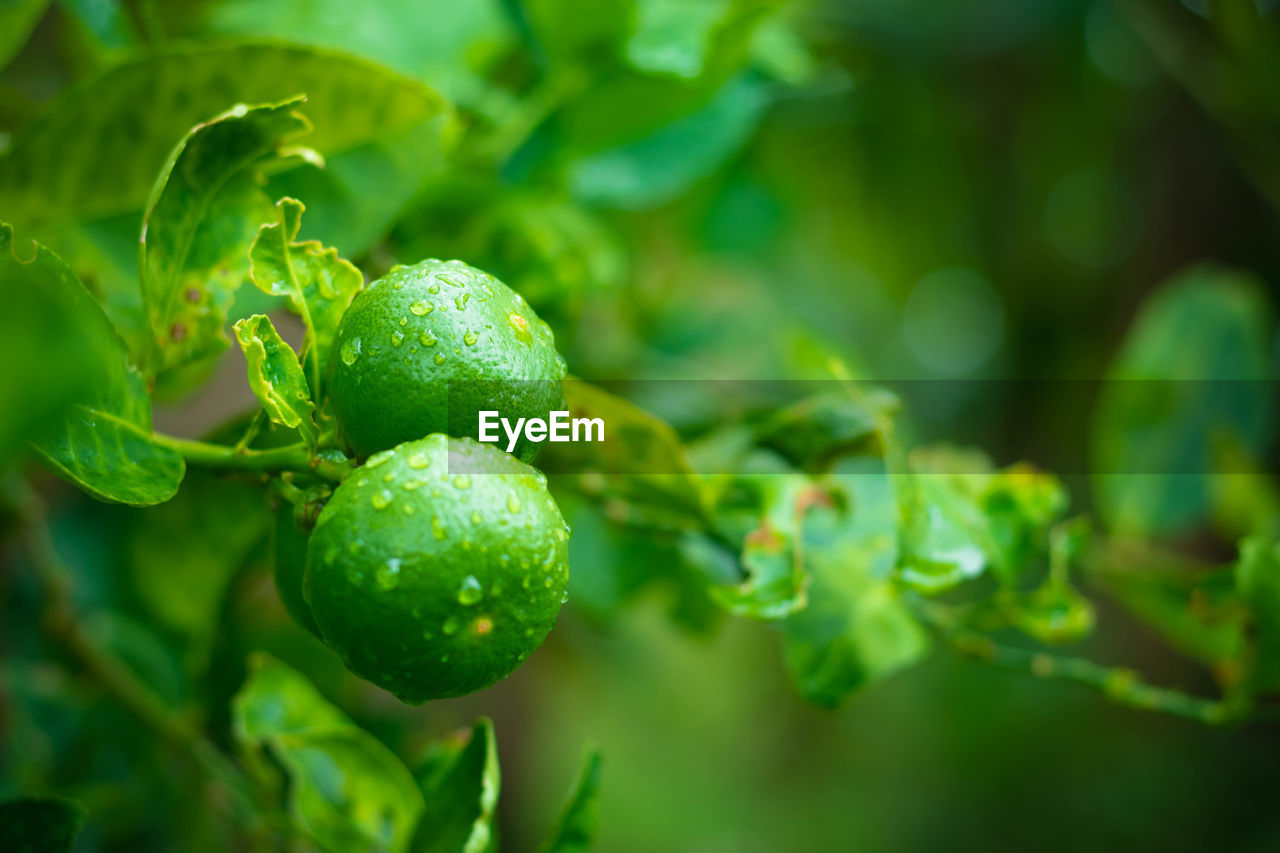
305, 434, 570, 703
273, 506, 323, 640
329, 259, 566, 461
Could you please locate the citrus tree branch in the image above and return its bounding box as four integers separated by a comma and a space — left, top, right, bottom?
20, 498, 285, 843
152, 433, 350, 482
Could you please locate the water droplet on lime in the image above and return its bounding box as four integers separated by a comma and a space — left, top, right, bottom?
340, 337, 362, 365
457, 575, 483, 605
463, 330, 478, 346
390, 330, 405, 348
376, 558, 401, 590
370, 490, 393, 510
442, 617, 459, 636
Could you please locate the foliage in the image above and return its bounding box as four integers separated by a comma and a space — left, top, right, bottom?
2, 0, 1280, 850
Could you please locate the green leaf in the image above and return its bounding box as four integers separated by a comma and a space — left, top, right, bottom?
897, 449, 1067, 593
754, 389, 893, 472
708, 475, 813, 620
128, 470, 269, 653
548, 379, 706, 527
57, 0, 139, 61
412, 719, 500, 853
248, 197, 363, 399
233, 653, 425, 853
567, 74, 771, 208
1093, 266, 1275, 536
1006, 517, 1096, 644
0, 43, 453, 357
159, 0, 515, 106
1097, 542, 1244, 668
0, 795, 87, 853
626, 0, 730, 79
6, 226, 184, 505
233, 314, 319, 447
781, 457, 930, 707
537, 748, 602, 853
140, 98, 311, 379
0, 223, 104, 466
1235, 536, 1280, 694
0, 0, 48, 70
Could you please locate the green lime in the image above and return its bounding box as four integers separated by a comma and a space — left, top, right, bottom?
305, 435, 571, 703
329, 259, 566, 461
273, 506, 323, 640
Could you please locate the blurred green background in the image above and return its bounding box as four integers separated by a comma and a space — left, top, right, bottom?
2, 0, 1279, 850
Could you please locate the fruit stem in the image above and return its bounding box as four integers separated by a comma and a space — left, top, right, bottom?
152, 434, 348, 482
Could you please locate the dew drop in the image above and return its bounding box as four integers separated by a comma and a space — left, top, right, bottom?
453, 475, 471, 490
434, 353, 447, 365
348, 539, 364, 555
376, 558, 401, 590
390, 330, 405, 348
340, 337, 362, 365
457, 575, 483, 605
463, 330, 478, 346
561, 590, 570, 604
370, 490, 393, 510
403, 503, 416, 515
407, 452, 429, 469
409, 299, 433, 316
442, 617, 459, 636
432, 516, 447, 540
507, 494, 521, 513
470, 511, 482, 525
455, 293, 470, 311
366, 450, 394, 468
383, 472, 397, 483
420, 331, 437, 347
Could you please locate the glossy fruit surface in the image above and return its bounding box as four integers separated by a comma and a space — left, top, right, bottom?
329, 259, 565, 461
305, 435, 570, 702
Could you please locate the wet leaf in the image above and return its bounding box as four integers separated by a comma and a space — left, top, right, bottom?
140, 99, 310, 380
412, 719, 500, 853
233, 653, 425, 853
233, 314, 318, 446
8, 225, 184, 505
537, 748, 602, 853
248, 197, 362, 399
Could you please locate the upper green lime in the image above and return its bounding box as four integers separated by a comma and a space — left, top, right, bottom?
304, 435, 571, 703
329, 259, 566, 461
